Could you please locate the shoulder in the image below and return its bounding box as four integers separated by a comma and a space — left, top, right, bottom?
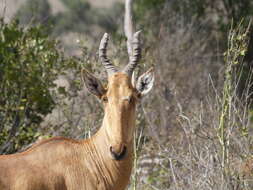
0, 137, 82, 159
22, 137, 81, 154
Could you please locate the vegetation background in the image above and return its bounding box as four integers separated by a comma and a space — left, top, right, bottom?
1, 0, 253, 189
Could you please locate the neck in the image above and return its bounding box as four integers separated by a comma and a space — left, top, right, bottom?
84, 117, 134, 188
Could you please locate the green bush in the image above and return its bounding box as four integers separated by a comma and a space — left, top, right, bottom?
0, 19, 76, 154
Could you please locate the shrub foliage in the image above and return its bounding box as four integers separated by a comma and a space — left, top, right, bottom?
0, 20, 75, 154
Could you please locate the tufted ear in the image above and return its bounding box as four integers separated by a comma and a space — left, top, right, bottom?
81, 69, 106, 98
136, 68, 154, 96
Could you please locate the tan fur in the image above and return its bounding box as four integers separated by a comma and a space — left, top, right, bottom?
0, 73, 137, 190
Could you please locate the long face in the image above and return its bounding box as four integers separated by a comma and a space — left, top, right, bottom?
82, 68, 154, 160
102, 73, 138, 156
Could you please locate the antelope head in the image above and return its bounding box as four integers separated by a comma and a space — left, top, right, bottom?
82, 0, 154, 161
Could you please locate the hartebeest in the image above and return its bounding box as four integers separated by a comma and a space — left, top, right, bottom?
0, 0, 154, 189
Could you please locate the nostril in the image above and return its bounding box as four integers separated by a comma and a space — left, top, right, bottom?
110, 146, 127, 161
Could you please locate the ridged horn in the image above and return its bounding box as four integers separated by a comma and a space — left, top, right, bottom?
123, 0, 141, 76
123, 31, 141, 76
99, 33, 117, 76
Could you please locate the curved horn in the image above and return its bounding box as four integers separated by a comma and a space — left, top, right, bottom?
123, 31, 141, 76
99, 33, 117, 76
123, 0, 141, 76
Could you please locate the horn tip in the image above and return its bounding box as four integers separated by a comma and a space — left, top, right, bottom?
103, 33, 109, 38
134, 30, 142, 36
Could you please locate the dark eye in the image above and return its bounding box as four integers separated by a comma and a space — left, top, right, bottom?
136, 92, 141, 99
102, 96, 108, 103
129, 96, 134, 103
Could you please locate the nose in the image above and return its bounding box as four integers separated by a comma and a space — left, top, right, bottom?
110, 143, 127, 160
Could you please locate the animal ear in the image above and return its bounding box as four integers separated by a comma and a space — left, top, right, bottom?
81, 69, 106, 98
136, 68, 154, 96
